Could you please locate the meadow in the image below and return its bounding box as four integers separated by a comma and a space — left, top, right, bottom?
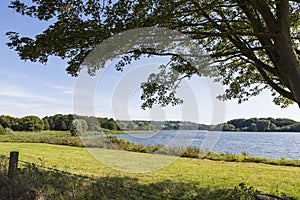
0, 131, 300, 199
1, 142, 300, 199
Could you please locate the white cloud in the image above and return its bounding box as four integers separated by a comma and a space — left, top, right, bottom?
43, 83, 73, 95
0, 88, 62, 103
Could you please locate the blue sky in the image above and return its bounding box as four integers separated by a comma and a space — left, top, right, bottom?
0, 2, 299, 124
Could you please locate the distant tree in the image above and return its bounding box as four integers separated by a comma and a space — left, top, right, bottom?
222, 123, 236, 131
248, 123, 257, 132
289, 123, 300, 132
116, 121, 128, 131
107, 119, 117, 130
273, 118, 297, 128
269, 123, 278, 131
18, 116, 44, 131
70, 119, 88, 136
127, 123, 135, 131
60, 121, 68, 131
280, 123, 300, 132
198, 124, 209, 130
45, 117, 55, 130
0, 125, 5, 135
84, 116, 101, 131
138, 122, 147, 130
0, 115, 16, 128
43, 119, 50, 130
256, 120, 271, 131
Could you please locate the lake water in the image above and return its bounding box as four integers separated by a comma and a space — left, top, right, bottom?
114, 130, 300, 160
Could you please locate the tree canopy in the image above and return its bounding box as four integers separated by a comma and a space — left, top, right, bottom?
6, 0, 300, 108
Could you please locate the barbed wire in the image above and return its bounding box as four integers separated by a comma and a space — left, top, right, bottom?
1, 154, 174, 200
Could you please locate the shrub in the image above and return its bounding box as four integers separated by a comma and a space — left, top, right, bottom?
5, 127, 14, 134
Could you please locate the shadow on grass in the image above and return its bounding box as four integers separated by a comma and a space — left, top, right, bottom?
0, 160, 297, 200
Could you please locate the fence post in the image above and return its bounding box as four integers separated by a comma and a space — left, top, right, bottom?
8, 151, 19, 179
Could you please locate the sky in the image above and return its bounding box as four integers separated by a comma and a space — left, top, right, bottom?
0, 2, 299, 125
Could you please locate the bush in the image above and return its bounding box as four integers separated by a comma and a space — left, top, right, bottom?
5, 127, 14, 134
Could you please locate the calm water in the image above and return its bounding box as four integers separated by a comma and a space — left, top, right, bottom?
114, 130, 300, 160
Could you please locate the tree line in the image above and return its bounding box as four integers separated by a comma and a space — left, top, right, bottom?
0, 114, 118, 134
212, 118, 300, 132
0, 114, 299, 134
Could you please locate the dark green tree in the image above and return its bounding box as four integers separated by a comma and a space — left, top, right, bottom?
0, 125, 5, 135
248, 123, 257, 131
43, 118, 50, 130
0, 115, 16, 128
18, 116, 44, 131
107, 119, 117, 130
6, 0, 300, 108
256, 120, 271, 131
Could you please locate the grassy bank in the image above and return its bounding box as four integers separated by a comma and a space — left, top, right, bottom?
1, 131, 300, 168
0, 142, 300, 199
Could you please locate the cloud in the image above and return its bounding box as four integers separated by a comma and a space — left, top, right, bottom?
43, 83, 73, 95
0, 90, 61, 103
0, 99, 39, 109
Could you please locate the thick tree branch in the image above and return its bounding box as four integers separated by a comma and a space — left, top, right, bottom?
248, 0, 278, 32
245, 58, 296, 101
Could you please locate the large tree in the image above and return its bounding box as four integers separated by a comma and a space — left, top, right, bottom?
6, 0, 300, 108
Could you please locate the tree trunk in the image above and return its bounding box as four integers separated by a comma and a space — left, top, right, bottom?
277, 35, 300, 107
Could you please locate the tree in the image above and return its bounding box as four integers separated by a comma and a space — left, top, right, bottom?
0, 125, 5, 135
70, 119, 88, 136
6, 0, 300, 108
107, 119, 118, 130
43, 118, 50, 130
248, 123, 257, 131
0, 115, 16, 128
256, 119, 271, 131
222, 123, 236, 131
18, 116, 44, 131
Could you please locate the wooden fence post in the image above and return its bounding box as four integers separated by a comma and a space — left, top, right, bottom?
8, 151, 19, 179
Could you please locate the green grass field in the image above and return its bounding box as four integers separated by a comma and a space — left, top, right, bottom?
1, 142, 299, 198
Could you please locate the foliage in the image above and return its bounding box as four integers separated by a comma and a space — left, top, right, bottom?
43, 114, 119, 131
70, 119, 88, 136
225, 117, 300, 132
42, 118, 50, 130
4, 127, 14, 134
6, 0, 300, 108
1, 114, 300, 132
0, 115, 17, 129
0, 125, 5, 135
17, 116, 44, 131
119, 120, 205, 130
98, 117, 118, 130
43, 114, 73, 131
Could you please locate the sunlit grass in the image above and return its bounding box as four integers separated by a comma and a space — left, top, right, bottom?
0, 142, 299, 198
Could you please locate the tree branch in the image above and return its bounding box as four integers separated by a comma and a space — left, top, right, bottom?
182, 31, 277, 38
248, 0, 278, 32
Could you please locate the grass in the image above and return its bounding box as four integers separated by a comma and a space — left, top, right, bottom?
1, 131, 300, 168
0, 142, 300, 199
0, 131, 83, 146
